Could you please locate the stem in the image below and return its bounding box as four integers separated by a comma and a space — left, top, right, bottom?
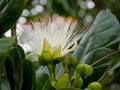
64, 65, 69, 74
11, 24, 17, 44
69, 66, 75, 79
47, 63, 56, 86
91, 50, 120, 66
11, 24, 16, 36
0, 35, 2, 90
71, 73, 80, 87
0, 64, 1, 90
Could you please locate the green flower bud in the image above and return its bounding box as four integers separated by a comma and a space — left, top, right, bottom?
76, 64, 93, 78
63, 59, 71, 67
77, 77, 83, 88
63, 59, 71, 73
63, 56, 78, 76
39, 51, 53, 65
84, 64, 93, 78
76, 64, 85, 77
69, 56, 78, 66
87, 82, 102, 90
55, 73, 70, 89
72, 77, 83, 88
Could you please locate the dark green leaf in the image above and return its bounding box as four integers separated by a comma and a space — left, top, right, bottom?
0, 0, 9, 11
74, 9, 120, 64
73, 9, 120, 87
0, 36, 15, 64
0, 0, 24, 36
36, 73, 54, 90
98, 54, 120, 85
1, 76, 10, 90
16, 45, 25, 60
35, 60, 65, 90
22, 59, 36, 90
5, 46, 23, 90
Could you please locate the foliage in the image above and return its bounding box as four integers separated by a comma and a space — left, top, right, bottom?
0, 0, 120, 90
0, 0, 24, 36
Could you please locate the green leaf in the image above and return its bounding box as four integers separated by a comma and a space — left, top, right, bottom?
35, 61, 64, 90
0, 0, 9, 11
22, 59, 36, 90
98, 54, 120, 85
0, 36, 15, 64
55, 87, 81, 90
73, 9, 120, 87
0, 0, 24, 36
4, 46, 23, 90
74, 9, 120, 64
36, 73, 54, 90
1, 76, 10, 90
16, 45, 25, 60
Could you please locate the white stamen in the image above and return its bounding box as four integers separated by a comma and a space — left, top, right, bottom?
17, 16, 84, 59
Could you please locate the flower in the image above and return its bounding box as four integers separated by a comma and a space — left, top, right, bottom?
17, 16, 84, 62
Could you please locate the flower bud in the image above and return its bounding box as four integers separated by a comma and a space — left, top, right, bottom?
87, 82, 102, 90
63, 59, 71, 67
63, 59, 71, 73
55, 73, 69, 89
72, 77, 83, 88
63, 56, 78, 75
77, 77, 83, 88
69, 56, 78, 66
84, 64, 93, 78
76, 64, 93, 78
39, 51, 53, 65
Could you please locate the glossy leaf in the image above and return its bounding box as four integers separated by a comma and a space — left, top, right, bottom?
36, 73, 54, 90
16, 45, 25, 60
73, 9, 120, 64
5, 46, 23, 90
35, 62, 64, 89
1, 76, 10, 90
0, 0, 8, 11
0, 0, 24, 36
22, 59, 36, 90
0, 36, 15, 64
98, 54, 120, 85
73, 9, 120, 87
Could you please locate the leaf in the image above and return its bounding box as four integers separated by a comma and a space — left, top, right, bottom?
1, 76, 11, 90
55, 73, 69, 89
16, 45, 25, 60
35, 62, 64, 89
36, 73, 54, 90
0, 36, 15, 64
36, 63, 65, 89
0, 0, 24, 36
73, 9, 120, 87
22, 59, 36, 90
0, 0, 8, 11
4, 46, 23, 90
73, 9, 120, 64
98, 54, 120, 85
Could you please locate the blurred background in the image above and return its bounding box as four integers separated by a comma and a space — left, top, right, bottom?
18, 0, 120, 25
5, 0, 120, 89
5, 0, 120, 35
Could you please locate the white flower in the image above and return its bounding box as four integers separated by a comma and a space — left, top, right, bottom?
17, 16, 84, 61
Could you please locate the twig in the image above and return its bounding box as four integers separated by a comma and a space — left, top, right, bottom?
91, 50, 120, 66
